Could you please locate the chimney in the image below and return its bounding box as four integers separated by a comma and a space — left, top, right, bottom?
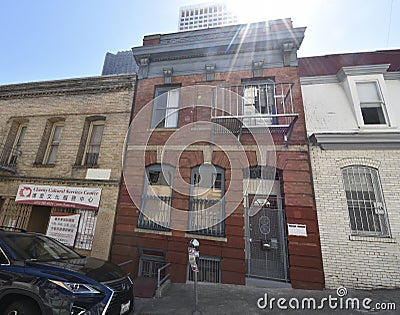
269, 18, 293, 31
143, 34, 161, 46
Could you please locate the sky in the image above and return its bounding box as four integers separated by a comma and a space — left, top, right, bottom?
0, 0, 399, 85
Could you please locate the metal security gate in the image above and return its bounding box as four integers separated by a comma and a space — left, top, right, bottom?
245, 195, 289, 282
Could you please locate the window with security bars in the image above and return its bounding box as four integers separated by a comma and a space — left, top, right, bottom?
83, 121, 104, 166
52, 208, 97, 250
342, 166, 390, 237
187, 255, 221, 283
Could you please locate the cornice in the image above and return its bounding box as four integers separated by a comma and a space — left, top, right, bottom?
336, 64, 390, 82
309, 131, 400, 150
0, 74, 136, 100
301, 67, 400, 85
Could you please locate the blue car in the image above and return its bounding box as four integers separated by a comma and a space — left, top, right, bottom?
0, 227, 134, 315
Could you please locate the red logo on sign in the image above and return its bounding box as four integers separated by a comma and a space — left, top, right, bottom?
19, 186, 32, 198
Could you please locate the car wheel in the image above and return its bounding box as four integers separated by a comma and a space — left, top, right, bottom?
5, 299, 40, 315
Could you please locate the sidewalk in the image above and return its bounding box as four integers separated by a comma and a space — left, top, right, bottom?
134, 282, 400, 315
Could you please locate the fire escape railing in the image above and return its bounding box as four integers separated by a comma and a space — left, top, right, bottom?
211, 82, 299, 145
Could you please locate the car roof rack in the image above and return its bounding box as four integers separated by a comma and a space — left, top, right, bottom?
0, 226, 27, 232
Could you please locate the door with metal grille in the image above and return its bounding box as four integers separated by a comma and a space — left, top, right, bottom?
246, 195, 289, 281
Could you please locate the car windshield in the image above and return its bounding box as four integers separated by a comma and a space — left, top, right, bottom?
2, 234, 81, 262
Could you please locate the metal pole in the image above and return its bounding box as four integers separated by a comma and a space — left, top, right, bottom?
193, 271, 201, 315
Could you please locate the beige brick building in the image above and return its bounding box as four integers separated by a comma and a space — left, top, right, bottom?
0, 74, 136, 260
300, 51, 400, 289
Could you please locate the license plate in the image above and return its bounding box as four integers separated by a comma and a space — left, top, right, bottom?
120, 300, 130, 314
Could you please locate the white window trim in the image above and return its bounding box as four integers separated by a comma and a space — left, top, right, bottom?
345, 74, 392, 128
44, 122, 64, 164
151, 87, 180, 129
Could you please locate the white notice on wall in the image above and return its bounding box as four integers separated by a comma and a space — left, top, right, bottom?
287, 224, 307, 237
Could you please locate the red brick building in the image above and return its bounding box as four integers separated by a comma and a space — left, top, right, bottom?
111, 19, 324, 289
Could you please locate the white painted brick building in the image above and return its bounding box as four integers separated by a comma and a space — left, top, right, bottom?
300, 50, 400, 289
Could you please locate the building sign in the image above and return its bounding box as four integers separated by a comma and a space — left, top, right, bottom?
15, 184, 102, 210
287, 223, 307, 237
46, 213, 81, 247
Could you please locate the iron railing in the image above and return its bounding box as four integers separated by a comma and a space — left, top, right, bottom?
137, 195, 171, 231
188, 198, 225, 237
211, 83, 299, 143
84, 145, 100, 167
0, 144, 21, 173
156, 262, 171, 298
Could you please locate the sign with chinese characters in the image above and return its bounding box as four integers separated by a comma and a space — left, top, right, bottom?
287, 223, 307, 237
15, 184, 102, 210
46, 213, 80, 247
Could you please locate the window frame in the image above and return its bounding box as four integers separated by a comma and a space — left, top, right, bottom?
345, 74, 392, 128
151, 86, 180, 129
189, 164, 225, 237
341, 165, 390, 237
82, 120, 105, 167
138, 164, 174, 231
8, 124, 27, 165
43, 122, 64, 165
355, 81, 388, 125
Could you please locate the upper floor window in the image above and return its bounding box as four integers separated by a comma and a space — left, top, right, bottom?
356, 82, 387, 125
1, 123, 27, 167
342, 165, 390, 237
10, 125, 27, 165
83, 121, 104, 166
44, 122, 64, 165
151, 86, 180, 129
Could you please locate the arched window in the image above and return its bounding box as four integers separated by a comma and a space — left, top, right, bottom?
137, 164, 174, 231
341, 165, 390, 237
189, 164, 225, 236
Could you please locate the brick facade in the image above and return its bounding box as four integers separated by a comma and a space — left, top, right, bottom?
111, 20, 324, 289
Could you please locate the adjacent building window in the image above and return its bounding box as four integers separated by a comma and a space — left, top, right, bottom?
151, 87, 180, 129
342, 166, 390, 237
44, 122, 64, 164
356, 82, 387, 125
138, 164, 173, 230
189, 164, 225, 237
83, 121, 104, 166
9, 125, 27, 165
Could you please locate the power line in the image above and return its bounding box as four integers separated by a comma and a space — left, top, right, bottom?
386, 0, 394, 47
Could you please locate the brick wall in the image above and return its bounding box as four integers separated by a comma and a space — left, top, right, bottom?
310, 146, 400, 289
112, 67, 324, 288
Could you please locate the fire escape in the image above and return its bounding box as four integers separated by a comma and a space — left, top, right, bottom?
211, 82, 298, 145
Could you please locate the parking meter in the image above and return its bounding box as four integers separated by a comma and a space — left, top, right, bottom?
188, 239, 200, 272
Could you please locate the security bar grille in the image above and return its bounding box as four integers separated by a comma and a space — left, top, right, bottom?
187, 255, 221, 283
342, 166, 390, 237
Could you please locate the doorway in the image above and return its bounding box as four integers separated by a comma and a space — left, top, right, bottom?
26, 205, 51, 233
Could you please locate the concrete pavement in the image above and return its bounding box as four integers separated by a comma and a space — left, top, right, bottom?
134, 282, 399, 315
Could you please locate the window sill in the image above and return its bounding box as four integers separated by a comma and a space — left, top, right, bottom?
72, 164, 99, 169
134, 227, 172, 236
349, 235, 396, 243
147, 128, 179, 132
185, 233, 227, 242
33, 163, 55, 168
